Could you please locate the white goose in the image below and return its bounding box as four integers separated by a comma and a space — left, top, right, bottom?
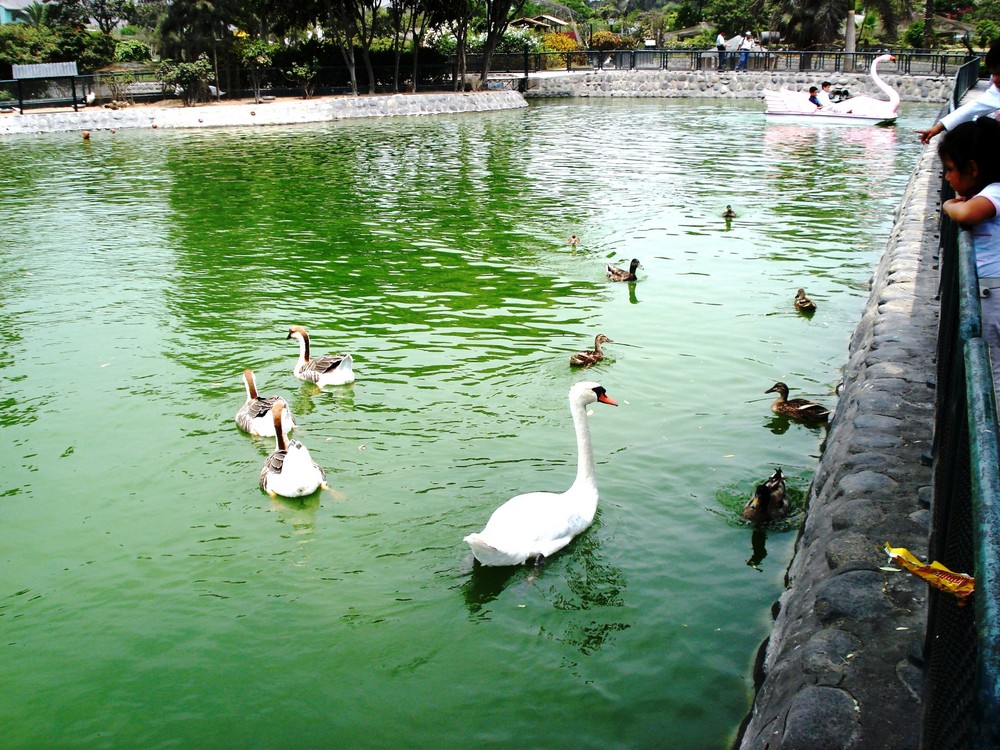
259, 401, 326, 498
464, 381, 618, 567
287, 326, 355, 386
235, 369, 296, 437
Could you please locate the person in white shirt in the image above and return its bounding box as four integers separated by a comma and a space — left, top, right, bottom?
716, 31, 728, 70
816, 81, 833, 108
918, 39, 1000, 144
735, 32, 754, 71
938, 117, 1000, 391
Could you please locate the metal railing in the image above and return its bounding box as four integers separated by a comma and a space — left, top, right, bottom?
473, 49, 974, 77
922, 67, 1000, 745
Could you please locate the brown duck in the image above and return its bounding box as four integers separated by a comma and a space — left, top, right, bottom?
765, 381, 830, 423
742, 468, 789, 523
606, 259, 641, 282
794, 288, 817, 312
570, 334, 614, 368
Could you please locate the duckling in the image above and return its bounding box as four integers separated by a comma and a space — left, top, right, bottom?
287, 326, 355, 386
259, 401, 326, 498
606, 258, 641, 282
235, 369, 296, 437
794, 288, 817, 312
723, 205, 737, 219
765, 381, 830, 423
742, 468, 789, 523
570, 334, 614, 368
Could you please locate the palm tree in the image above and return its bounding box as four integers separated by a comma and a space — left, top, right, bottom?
24, 1, 48, 28
767, 0, 906, 47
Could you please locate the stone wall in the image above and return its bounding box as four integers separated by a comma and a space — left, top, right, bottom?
735, 131, 942, 750
0, 90, 528, 136
524, 70, 953, 103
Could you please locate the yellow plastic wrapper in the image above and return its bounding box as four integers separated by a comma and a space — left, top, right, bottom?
884, 543, 975, 601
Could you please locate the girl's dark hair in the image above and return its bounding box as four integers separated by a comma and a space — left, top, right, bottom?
938, 117, 1000, 186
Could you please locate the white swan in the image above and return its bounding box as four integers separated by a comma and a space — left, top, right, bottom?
235, 369, 296, 437
463, 381, 618, 566
259, 401, 326, 498
287, 326, 355, 386
827, 54, 900, 119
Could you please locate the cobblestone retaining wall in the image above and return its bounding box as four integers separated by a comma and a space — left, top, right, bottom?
736, 137, 942, 750
524, 70, 953, 103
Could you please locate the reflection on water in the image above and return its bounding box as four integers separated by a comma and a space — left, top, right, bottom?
747, 527, 769, 570
0, 98, 940, 750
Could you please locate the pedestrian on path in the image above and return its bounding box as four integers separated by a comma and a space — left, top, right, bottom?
735, 32, 754, 71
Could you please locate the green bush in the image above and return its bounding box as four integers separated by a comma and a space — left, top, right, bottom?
975, 21, 1000, 48
114, 38, 151, 63
158, 54, 213, 106
903, 20, 924, 49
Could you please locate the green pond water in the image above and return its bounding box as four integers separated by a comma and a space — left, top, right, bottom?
0, 98, 938, 749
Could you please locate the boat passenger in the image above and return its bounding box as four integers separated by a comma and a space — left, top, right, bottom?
808, 87, 822, 108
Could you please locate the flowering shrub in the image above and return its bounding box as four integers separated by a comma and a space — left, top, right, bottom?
589, 30, 624, 50
431, 27, 544, 56
542, 32, 581, 52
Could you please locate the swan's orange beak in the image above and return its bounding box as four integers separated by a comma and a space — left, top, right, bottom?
598, 393, 618, 407
888, 55, 896, 61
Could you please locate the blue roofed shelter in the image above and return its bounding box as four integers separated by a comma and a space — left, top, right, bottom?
11, 62, 84, 112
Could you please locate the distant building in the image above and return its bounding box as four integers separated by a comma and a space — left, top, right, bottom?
510, 15, 571, 32
0, 0, 33, 25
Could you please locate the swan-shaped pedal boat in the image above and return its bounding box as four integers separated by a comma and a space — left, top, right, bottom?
464, 381, 618, 567
763, 54, 899, 126
259, 401, 326, 498
235, 369, 296, 437
287, 326, 355, 386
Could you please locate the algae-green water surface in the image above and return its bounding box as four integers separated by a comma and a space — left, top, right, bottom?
0, 98, 937, 749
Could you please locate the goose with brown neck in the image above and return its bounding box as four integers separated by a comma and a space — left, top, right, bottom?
235, 369, 296, 437
287, 326, 355, 387
259, 401, 326, 498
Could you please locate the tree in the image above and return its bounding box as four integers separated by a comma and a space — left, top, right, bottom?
0, 23, 59, 66
50, 0, 134, 34
24, 2, 49, 28
234, 35, 277, 102
158, 52, 213, 105
157, 0, 236, 61
477, 0, 527, 89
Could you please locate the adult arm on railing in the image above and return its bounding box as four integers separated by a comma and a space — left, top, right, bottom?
918, 40, 1000, 144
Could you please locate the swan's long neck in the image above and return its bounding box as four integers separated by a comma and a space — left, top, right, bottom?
871, 56, 900, 107
568, 397, 597, 496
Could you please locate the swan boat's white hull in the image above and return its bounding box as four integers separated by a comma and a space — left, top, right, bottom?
764, 110, 898, 126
